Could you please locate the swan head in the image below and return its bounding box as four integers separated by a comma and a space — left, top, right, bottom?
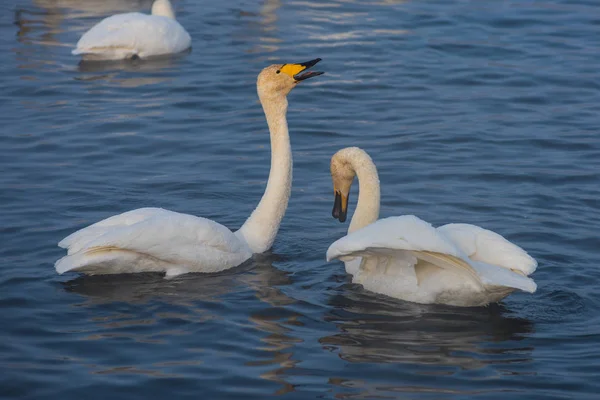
330, 148, 359, 223
257, 58, 323, 101
330, 147, 377, 223
152, 0, 176, 19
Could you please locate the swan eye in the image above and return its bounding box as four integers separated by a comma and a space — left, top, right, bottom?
276, 70, 280, 74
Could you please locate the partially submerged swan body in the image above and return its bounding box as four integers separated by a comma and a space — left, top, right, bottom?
72, 0, 191, 61
55, 58, 324, 276
326, 147, 537, 307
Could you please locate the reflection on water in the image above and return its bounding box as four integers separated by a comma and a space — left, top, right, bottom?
62, 253, 290, 306
321, 287, 534, 367
74, 51, 190, 86
33, 0, 154, 19
16, 0, 153, 48
238, 0, 282, 55
60, 253, 303, 393
246, 308, 302, 395
319, 287, 536, 396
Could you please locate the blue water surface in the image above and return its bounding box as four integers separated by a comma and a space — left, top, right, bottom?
1, 0, 600, 398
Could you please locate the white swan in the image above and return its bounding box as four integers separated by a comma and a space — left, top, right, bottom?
72, 0, 191, 61
326, 147, 537, 307
55, 58, 324, 277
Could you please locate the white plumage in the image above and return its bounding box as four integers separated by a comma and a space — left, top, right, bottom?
56, 208, 252, 276
72, 0, 191, 61
327, 147, 537, 307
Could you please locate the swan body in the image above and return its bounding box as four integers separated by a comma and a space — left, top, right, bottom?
55, 58, 324, 276
72, 0, 191, 60
326, 147, 537, 307
56, 208, 252, 276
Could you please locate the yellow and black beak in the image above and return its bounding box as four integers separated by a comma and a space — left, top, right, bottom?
279, 58, 324, 82
332, 190, 348, 223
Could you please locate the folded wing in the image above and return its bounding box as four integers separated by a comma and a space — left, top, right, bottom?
56, 208, 252, 275
327, 215, 536, 293
59, 207, 171, 253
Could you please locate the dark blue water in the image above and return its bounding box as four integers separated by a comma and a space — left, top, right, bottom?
2, 0, 600, 398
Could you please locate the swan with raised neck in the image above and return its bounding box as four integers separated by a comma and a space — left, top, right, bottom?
235, 58, 324, 253
54, 59, 324, 277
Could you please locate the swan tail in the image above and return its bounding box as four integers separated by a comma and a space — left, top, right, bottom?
59, 226, 113, 253
437, 223, 537, 276
417, 251, 537, 294
472, 259, 537, 293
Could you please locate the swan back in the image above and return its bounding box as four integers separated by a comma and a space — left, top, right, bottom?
151, 0, 175, 18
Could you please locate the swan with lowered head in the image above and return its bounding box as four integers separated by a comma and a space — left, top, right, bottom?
326, 147, 537, 307
55, 58, 324, 277
72, 0, 191, 61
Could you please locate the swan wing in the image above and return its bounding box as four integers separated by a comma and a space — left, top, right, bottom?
327, 216, 462, 262
73, 13, 191, 58
59, 207, 171, 253
56, 209, 252, 275
437, 223, 537, 276
327, 215, 536, 293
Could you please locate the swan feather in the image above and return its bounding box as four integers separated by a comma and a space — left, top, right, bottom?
59, 207, 171, 252
437, 223, 538, 275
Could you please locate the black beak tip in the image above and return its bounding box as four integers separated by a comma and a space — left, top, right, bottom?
300, 58, 322, 68
332, 207, 340, 221
332, 191, 347, 223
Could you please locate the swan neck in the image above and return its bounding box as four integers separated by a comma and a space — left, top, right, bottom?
348, 154, 380, 234
236, 95, 291, 253
152, 0, 176, 18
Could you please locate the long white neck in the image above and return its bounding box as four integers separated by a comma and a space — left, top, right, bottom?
235, 95, 292, 253
152, 0, 176, 19
347, 151, 380, 234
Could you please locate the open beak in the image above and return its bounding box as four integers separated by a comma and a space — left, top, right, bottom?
332, 190, 348, 223
294, 58, 324, 81
279, 58, 324, 82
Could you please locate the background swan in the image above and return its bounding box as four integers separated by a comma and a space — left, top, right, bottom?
55, 58, 324, 277
326, 147, 537, 307
72, 0, 191, 60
